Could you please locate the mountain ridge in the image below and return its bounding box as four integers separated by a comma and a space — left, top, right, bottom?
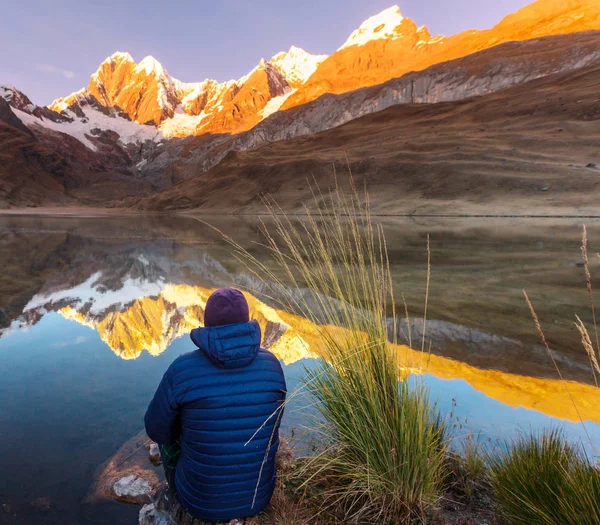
50, 46, 328, 137
11, 0, 600, 146
281, 0, 600, 110
2, 0, 600, 211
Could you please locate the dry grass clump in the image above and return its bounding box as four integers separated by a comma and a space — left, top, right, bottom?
492, 224, 600, 525
211, 179, 600, 524
450, 433, 489, 501
213, 178, 449, 523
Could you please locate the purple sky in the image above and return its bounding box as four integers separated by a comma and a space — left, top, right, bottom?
1, 0, 531, 106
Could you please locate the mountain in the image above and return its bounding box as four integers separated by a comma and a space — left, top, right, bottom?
3, 0, 600, 211
7, 84, 161, 153
135, 50, 600, 216
127, 30, 600, 208
48, 0, 600, 139
0, 84, 163, 207
282, 0, 600, 109
50, 47, 327, 137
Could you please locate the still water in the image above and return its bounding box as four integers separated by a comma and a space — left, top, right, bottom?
1, 214, 600, 524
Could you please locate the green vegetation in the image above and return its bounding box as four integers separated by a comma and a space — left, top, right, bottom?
216, 179, 449, 522
214, 183, 600, 524
488, 225, 600, 525
451, 432, 489, 500
490, 429, 600, 525
491, 429, 579, 524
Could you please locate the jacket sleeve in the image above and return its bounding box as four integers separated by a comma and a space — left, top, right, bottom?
144, 367, 180, 445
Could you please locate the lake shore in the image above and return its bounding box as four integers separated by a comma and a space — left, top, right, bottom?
2, 205, 600, 219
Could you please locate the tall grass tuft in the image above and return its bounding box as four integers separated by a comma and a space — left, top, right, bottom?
498, 225, 600, 525
210, 177, 448, 523
490, 430, 600, 525
490, 429, 577, 524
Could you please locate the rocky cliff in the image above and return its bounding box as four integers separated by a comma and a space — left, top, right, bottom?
50, 47, 326, 137
130, 31, 600, 194
282, 0, 600, 109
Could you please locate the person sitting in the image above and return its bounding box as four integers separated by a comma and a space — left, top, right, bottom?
144, 288, 287, 522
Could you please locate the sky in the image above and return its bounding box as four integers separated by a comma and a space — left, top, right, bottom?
1, 0, 532, 106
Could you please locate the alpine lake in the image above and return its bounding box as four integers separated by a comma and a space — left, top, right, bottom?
1, 214, 600, 525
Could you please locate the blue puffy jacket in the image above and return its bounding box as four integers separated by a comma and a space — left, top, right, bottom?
144, 320, 287, 521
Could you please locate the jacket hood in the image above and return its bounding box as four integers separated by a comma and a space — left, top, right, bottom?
190, 320, 261, 369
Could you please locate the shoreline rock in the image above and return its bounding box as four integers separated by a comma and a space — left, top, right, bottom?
88, 430, 163, 505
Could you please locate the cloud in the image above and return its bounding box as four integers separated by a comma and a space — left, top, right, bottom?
35, 63, 77, 79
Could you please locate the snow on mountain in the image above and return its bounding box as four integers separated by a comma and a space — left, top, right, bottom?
106, 51, 134, 64
135, 55, 169, 77
260, 87, 294, 119
269, 46, 328, 87
50, 87, 87, 113
1, 84, 36, 112
338, 5, 409, 50
13, 106, 162, 151
15, 89, 162, 151
25, 271, 167, 316
158, 105, 207, 137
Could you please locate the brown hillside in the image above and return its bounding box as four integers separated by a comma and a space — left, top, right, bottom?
136, 62, 600, 215
0, 119, 72, 208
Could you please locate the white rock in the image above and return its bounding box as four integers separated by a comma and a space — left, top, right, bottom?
139, 503, 171, 525
149, 443, 161, 464
114, 475, 152, 500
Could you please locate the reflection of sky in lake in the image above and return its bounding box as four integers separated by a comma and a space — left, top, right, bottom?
3, 215, 600, 524
3, 312, 598, 524
425, 374, 600, 459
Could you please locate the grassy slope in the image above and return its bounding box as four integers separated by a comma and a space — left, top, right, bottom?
137, 63, 600, 216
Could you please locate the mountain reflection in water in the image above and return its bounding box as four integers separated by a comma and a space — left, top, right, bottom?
1, 214, 600, 524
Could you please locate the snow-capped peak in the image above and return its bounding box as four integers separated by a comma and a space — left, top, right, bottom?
269, 46, 328, 86
0, 84, 16, 102
49, 88, 87, 113
339, 5, 405, 50
104, 51, 134, 64
135, 55, 169, 78
1, 84, 36, 113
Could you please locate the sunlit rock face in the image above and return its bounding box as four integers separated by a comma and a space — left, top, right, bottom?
49, 48, 324, 137
42, 0, 600, 142
282, 0, 600, 109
